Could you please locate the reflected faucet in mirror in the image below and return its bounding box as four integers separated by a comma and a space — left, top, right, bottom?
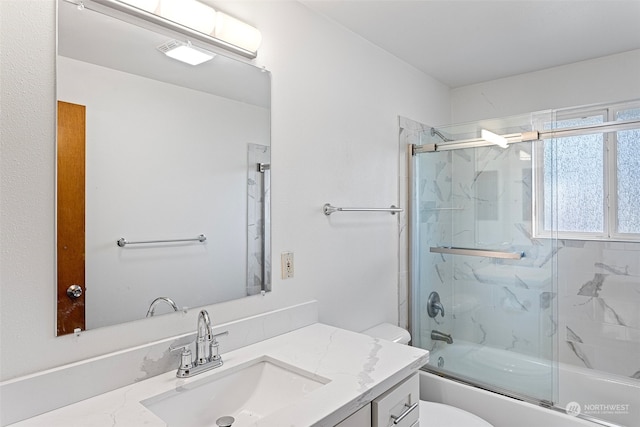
146, 297, 179, 317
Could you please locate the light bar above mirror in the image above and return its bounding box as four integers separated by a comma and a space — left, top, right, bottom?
68, 0, 261, 58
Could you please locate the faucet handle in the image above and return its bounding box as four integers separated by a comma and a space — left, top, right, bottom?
170, 344, 194, 372
213, 331, 229, 340
210, 331, 229, 362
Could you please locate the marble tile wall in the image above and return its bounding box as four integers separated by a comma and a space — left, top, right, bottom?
399, 116, 640, 383
247, 144, 271, 296
558, 241, 640, 379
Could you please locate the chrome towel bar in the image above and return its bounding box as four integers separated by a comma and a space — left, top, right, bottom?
430, 246, 524, 260
117, 234, 207, 247
323, 203, 403, 216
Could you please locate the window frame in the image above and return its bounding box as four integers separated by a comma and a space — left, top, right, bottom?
532, 102, 640, 242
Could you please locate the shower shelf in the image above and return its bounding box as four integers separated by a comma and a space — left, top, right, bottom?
430, 246, 524, 260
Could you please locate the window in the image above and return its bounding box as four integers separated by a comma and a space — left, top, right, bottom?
616, 107, 640, 234
535, 103, 640, 241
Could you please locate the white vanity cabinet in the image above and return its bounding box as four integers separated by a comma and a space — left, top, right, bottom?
372, 373, 420, 427
335, 373, 420, 427
5, 322, 428, 427
336, 403, 372, 427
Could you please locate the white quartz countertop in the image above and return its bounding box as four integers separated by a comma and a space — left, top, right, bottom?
11, 323, 428, 427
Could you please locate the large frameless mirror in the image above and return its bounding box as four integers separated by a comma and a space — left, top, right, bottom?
56, 0, 271, 335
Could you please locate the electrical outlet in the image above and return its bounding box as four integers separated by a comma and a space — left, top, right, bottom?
281, 252, 294, 279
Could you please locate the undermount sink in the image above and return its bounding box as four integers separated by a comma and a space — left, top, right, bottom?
141, 356, 330, 427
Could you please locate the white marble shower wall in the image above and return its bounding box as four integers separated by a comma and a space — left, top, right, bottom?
400, 115, 640, 383
558, 240, 640, 380
442, 141, 555, 361
247, 144, 271, 296
400, 116, 556, 359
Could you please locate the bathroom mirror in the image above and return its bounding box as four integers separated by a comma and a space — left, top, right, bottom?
56, 0, 271, 336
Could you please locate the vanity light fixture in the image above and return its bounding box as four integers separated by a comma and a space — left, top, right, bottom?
90, 0, 262, 58
481, 129, 509, 148
117, 0, 158, 12
157, 40, 215, 66
156, 0, 216, 35
214, 12, 262, 54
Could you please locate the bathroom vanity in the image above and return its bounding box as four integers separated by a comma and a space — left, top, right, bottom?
8, 322, 427, 426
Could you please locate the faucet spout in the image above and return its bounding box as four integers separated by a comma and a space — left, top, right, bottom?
431, 330, 453, 344
171, 309, 228, 378
196, 310, 213, 365
146, 297, 179, 317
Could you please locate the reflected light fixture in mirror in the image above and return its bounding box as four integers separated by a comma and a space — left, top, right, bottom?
90, 0, 262, 58
158, 40, 216, 65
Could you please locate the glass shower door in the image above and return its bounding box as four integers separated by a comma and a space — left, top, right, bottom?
410, 134, 557, 404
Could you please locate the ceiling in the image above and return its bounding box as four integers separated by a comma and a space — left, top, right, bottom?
302, 1, 640, 88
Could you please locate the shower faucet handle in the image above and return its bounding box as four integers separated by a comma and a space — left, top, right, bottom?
427, 291, 445, 318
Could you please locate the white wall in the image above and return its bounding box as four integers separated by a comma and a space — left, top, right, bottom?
0, 0, 450, 380
451, 49, 640, 123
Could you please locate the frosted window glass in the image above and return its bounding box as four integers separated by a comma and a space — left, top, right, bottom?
616, 108, 640, 234
543, 116, 604, 232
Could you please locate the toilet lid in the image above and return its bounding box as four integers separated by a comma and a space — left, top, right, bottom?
419, 401, 494, 427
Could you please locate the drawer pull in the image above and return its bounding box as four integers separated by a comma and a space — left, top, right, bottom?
391, 402, 418, 425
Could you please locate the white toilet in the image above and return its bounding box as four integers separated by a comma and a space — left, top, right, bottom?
362, 323, 494, 427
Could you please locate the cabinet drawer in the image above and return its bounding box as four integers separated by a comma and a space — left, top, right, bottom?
372, 373, 419, 427
335, 403, 372, 427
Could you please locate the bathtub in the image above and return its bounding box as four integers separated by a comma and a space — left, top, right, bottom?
422, 341, 639, 426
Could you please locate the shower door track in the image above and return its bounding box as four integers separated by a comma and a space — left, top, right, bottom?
420, 366, 624, 427
412, 118, 640, 154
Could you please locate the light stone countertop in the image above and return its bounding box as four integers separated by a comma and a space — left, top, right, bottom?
10, 323, 429, 427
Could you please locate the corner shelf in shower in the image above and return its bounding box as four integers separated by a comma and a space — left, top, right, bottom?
430, 246, 524, 260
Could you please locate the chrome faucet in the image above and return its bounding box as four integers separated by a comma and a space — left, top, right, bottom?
145, 296, 179, 317
196, 309, 213, 365
171, 309, 228, 378
427, 291, 445, 318
431, 330, 453, 344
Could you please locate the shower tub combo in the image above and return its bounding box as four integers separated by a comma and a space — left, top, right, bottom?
400, 102, 640, 427
426, 341, 639, 426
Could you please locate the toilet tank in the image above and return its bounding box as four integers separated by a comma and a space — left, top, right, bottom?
362, 323, 411, 345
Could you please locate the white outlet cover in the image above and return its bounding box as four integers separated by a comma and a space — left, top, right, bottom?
281, 252, 294, 279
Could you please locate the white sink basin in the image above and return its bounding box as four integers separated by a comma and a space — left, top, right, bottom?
141, 356, 330, 427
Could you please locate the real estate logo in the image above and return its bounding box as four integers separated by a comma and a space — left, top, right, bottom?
565, 401, 581, 417
565, 401, 630, 417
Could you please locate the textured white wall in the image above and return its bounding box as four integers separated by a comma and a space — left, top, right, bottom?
0, 0, 450, 380
451, 49, 640, 123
